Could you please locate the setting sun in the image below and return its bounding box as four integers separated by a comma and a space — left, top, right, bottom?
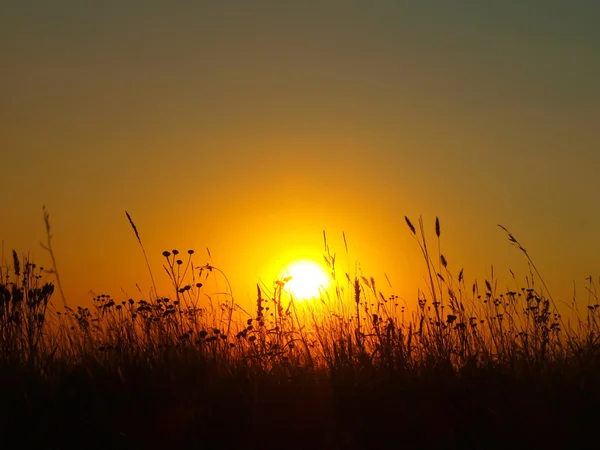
280, 260, 330, 300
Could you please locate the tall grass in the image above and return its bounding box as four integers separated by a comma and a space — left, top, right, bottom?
1, 213, 599, 449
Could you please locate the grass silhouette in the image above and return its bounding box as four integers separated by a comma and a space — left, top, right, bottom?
0, 212, 599, 450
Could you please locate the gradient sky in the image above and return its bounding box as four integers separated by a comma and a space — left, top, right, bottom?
1, 1, 599, 311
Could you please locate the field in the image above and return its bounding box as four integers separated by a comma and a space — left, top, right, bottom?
1, 214, 599, 450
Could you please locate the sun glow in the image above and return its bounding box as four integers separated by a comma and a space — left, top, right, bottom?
280, 260, 330, 300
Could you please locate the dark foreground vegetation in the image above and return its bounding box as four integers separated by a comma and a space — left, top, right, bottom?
1, 215, 599, 449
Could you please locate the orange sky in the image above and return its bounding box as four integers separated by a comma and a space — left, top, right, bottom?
1, 2, 599, 314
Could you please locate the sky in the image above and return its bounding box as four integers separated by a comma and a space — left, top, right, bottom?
1, 1, 599, 313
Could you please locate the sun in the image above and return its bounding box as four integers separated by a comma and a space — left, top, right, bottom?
280, 260, 330, 300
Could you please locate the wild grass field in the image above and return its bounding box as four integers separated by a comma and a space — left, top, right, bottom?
1, 212, 599, 450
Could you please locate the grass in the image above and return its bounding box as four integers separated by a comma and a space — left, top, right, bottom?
1, 212, 600, 450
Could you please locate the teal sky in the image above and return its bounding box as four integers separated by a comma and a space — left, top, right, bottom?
1, 1, 599, 310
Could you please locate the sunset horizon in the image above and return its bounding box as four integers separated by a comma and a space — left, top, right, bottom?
1, 2, 599, 449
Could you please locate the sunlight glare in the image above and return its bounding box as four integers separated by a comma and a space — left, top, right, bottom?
280, 260, 330, 300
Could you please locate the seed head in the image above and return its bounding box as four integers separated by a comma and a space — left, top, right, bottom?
405, 217, 416, 235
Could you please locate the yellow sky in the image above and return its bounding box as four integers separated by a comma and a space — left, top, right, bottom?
1, 2, 599, 314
